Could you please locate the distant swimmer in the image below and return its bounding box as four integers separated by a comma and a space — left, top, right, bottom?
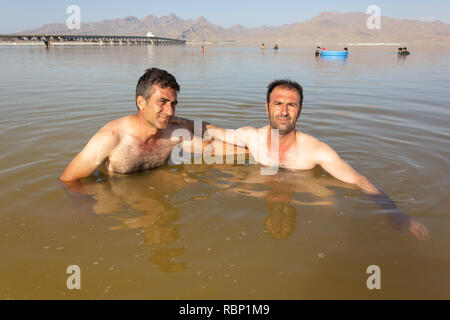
206, 79, 430, 240
261, 43, 265, 50
398, 47, 403, 55
43, 39, 50, 48
402, 47, 410, 55
201, 45, 205, 53
315, 46, 321, 57
60, 68, 217, 182
274, 44, 279, 50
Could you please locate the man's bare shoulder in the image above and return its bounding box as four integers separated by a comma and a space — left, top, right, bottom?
241, 125, 260, 134
297, 131, 321, 146
99, 115, 135, 137
89, 115, 133, 148
297, 131, 332, 153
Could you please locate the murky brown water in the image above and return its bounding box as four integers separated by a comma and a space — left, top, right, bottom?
0, 45, 449, 299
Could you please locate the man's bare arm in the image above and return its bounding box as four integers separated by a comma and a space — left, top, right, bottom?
316, 141, 429, 240
60, 125, 119, 182
205, 124, 255, 148
171, 117, 256, 149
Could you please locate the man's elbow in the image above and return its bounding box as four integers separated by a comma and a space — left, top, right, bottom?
59, 171, 79, 182
59, 166, 90, 182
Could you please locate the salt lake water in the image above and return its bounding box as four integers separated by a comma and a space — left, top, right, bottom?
0, 44, 449, 299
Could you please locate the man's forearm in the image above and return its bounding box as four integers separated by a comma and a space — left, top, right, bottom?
205, 124, 247, 147
357, 175, 401, 212
366, 190, 401, 212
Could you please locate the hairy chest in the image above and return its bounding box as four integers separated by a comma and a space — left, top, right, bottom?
107, 136, 180, 174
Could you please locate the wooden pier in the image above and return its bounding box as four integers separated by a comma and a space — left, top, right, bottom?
0, 34, 186, 45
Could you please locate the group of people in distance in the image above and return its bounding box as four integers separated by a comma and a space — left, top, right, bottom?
313, 46, 410, 56
398, 47, 410, 55
261, 43, 279, 50
314, 46, 348, 56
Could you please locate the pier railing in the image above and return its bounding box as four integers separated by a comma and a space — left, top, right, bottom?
0, 34, 186, 45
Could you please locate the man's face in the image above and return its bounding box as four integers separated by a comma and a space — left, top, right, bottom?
138, 85, 178, 130
266, 87, 301, 135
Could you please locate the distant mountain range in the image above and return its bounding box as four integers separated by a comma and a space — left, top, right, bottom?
17, 11, 450, 44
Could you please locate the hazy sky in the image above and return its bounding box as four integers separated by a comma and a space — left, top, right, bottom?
1, 0, 449, 33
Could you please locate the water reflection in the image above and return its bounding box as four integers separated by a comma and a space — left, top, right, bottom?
61, 164, 349, 259
316, 55, 348, 66
200, 166, 348, 239
62, 167, 194, 272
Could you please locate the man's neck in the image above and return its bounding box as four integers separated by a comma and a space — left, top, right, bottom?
279, 130, 296, 151
134, 113, 160, 142
267, 126, 296, 154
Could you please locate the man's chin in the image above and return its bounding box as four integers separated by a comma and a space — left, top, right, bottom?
156, 120, 170, 129
277, 125, 294, 135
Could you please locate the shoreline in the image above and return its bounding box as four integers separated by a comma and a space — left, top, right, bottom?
2, 41, 449, 47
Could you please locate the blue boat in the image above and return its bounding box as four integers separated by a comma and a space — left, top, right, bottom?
320, 50, 349, 57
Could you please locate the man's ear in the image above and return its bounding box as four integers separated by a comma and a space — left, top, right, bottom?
136, 95, 145, 112
265, 102, 269, 115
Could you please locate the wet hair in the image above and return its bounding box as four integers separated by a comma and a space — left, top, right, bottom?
317, 46, 321, 49
403, 47, 407, 50
344, 47, 348, 51
267, 79, 304, 106
398, 47, 403, 51
135, 68, 180, 108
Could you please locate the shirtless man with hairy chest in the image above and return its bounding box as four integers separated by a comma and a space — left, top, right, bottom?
60, 68, 204, 181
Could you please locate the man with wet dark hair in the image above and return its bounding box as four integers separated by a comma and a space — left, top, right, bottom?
135, 68, 180, 109
60, 68, 204, 181
207, 79, 429, 240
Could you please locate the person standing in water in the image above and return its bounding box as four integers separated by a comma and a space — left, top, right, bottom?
60, 68, 214, 182
315, 47, 321, 57
205, 79, 430, 240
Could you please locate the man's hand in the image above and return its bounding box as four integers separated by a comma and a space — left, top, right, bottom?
387, 209, 430, 241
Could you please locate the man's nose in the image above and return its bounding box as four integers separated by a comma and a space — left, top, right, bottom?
164, 104, 174, 116
280, 104, 289, 115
